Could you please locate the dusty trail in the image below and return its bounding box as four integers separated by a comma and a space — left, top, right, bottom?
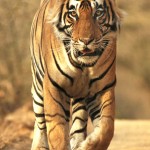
0, 103, 150, 150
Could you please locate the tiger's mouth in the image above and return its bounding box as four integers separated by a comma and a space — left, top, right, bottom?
74, 48, 103, 58
71, 47, 105, 67
67, 40, 109, 67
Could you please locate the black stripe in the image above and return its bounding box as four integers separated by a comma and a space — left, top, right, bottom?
104, 0, 107, 8
109, 1, 116, 22
69, 5, 75, 10
86, 102, 95, 110
100, 101, 113, 113
47, 72, 72, 98
72, 97, 85, 106
90, 109, 100, 121
56, 24, 72, 37
68, 53, 83, 70
66, 1, 70, 10
38, 121, 45, 124
92, 115, 100, 121
89, 104, 100, 116
45, 63, 72, 98
31, 2, 49, 79
37, 124, 46, 130
36, 71, 43, 88
33, 82, 43, 101
34, 99, 44, 107
49, 90, 70, 118
63, 40, 71, 52
66, 99, 70, 105
90, 101, 114, 122
31, 35, 44, 78
35, 113, 45, 117
31, 61, 42, 91
100, 99, 112, 109
56, 7, 72, 37
89, 57, 115, 87
51, 46, 74, 85
86, 94, 97, 106
100, 78, 116, 92
48, 122, 66, 136
106, 5, 110, 26
57, 24, 72, 31
31, 46, 44, 79
45, 113, 69, 122
70, 124, 87, 136
86, 78, 116, 109
72, 106, 86, 114
111, 23, 117, 31
38, 44, 45, 74
108, 1, 117, 31
72, 117, 88, 125
58, 4, 64, 23
93, 78, 116, 97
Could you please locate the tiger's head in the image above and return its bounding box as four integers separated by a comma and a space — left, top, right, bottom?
48, 0, 122, 67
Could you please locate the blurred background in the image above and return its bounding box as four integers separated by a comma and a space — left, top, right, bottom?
0, 0, 150, 120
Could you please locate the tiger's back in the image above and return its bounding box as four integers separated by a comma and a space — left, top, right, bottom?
31, 0, 122, 150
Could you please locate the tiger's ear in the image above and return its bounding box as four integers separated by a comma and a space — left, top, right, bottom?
110, 0, 126, 31
47, 0, 65, 24
116, 8, 126, 22
111, 0, 126, 20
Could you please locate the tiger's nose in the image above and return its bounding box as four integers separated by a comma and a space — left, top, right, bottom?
79, 38, 94, 45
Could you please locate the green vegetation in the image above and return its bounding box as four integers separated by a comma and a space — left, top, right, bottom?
0, 0, 150, 119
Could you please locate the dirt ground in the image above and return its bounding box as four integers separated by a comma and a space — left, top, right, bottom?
0, 103, 150, 150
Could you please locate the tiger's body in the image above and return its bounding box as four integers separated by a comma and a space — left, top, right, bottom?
30, 0, 122, 149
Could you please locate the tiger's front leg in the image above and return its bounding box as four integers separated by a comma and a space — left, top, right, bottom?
31, 84, 49, 150
43, 75, 70, 150
78, 89, 115, 150
70, 98, 88, 149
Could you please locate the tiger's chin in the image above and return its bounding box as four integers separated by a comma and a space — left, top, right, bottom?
77, 56, 99, 67
71, 48, 102, 67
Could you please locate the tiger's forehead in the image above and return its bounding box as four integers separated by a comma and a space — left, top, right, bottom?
68, 0, 104, 8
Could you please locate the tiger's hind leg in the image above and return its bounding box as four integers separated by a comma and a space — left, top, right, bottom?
31, 86, 49, 150
70, 98, 88, 149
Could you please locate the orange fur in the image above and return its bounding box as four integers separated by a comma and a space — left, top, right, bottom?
31, 0, 122, 149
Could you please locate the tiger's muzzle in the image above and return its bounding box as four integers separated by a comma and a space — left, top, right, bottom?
74, 47, 103, 58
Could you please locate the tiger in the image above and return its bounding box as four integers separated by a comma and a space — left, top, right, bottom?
30, 0, 123, 150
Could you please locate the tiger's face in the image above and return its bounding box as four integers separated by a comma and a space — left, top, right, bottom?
54, 0, 120, 67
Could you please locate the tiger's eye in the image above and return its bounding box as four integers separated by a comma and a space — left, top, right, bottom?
96, 10, 101, 15
95, 8, 104, 17
70, 11, 77, 17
